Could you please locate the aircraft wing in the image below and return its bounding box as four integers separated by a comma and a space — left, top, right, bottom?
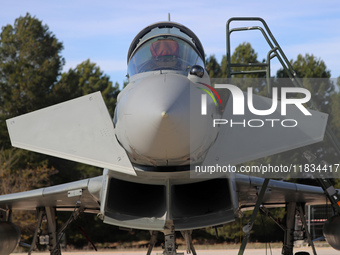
0, 173, 328, 213
0, 176, 103, 212
235, 174, 327, 209
6, 92, 135, 176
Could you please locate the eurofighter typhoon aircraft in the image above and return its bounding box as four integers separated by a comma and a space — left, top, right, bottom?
0, 18, 339, 255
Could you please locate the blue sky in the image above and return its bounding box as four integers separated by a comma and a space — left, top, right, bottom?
1, 0, 340, 87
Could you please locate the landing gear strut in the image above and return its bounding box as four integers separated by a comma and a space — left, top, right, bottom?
29, 200, 83, 255
146, 221, 196, 255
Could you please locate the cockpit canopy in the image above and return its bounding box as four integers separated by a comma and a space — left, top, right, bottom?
127, 22, 205, 77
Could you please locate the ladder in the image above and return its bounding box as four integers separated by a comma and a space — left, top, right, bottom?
226, 17, 340, 255
226, 17, 340, 156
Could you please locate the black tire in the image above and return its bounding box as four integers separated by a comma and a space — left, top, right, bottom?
295, 252, 310, 255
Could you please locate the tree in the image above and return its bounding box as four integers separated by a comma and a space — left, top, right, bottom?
0, 13, 64, 148
0, 14, 125, 248
274, 54, 338, 175
52, 59, 119, 116
230, 42, 265, 77
0, 14, 121, 181
276, 53, 334, 112
205, 55, 222, 78
206, 43, 264, 80
0, 148, 58, 241
329, 79, 340, 156
330, 78, 340, 138
32, 61, 121, 183
277, 53, 331, 79
205, 43, 266, 95
205, 48, 340, 242
229, 42, 267, 94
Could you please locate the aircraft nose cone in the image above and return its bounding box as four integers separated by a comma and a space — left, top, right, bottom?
161, 111, 169, 118
115, 73, 193, 166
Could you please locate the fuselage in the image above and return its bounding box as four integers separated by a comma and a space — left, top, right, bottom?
114, 22, 221, 168
101, 22, 237, 232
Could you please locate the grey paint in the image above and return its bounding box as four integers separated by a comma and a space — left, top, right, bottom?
0, 20, 333, 249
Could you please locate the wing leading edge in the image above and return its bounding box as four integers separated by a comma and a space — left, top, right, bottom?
0, 176, 103, 212
235, 174, 327, 209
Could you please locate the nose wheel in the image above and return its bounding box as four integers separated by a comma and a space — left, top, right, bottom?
147, 221, 196, 255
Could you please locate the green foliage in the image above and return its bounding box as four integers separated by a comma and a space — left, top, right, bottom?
0, 13, 64, 112
274, 54, 337, 173
0, 14, 121, 183
328, 85, 340, 184
49, 59, 120, 182
205, 55, 222, 78
206, 42, 264, 79
1, 12, 340, 248
276, 53, 334, 112
277, 54, 331, 79
330, 92, 340, 140
204, 45, 340, 243
206, 43, 267, 94
52, 59, 120, 116
0, 13, 125, 248
0, 13, 64, 148
230, 42, 265, 78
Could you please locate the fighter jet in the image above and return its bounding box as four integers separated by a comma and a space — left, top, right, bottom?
0, 18, 338, 255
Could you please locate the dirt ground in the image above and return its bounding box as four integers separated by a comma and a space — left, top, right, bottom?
11, 247, 340, 255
